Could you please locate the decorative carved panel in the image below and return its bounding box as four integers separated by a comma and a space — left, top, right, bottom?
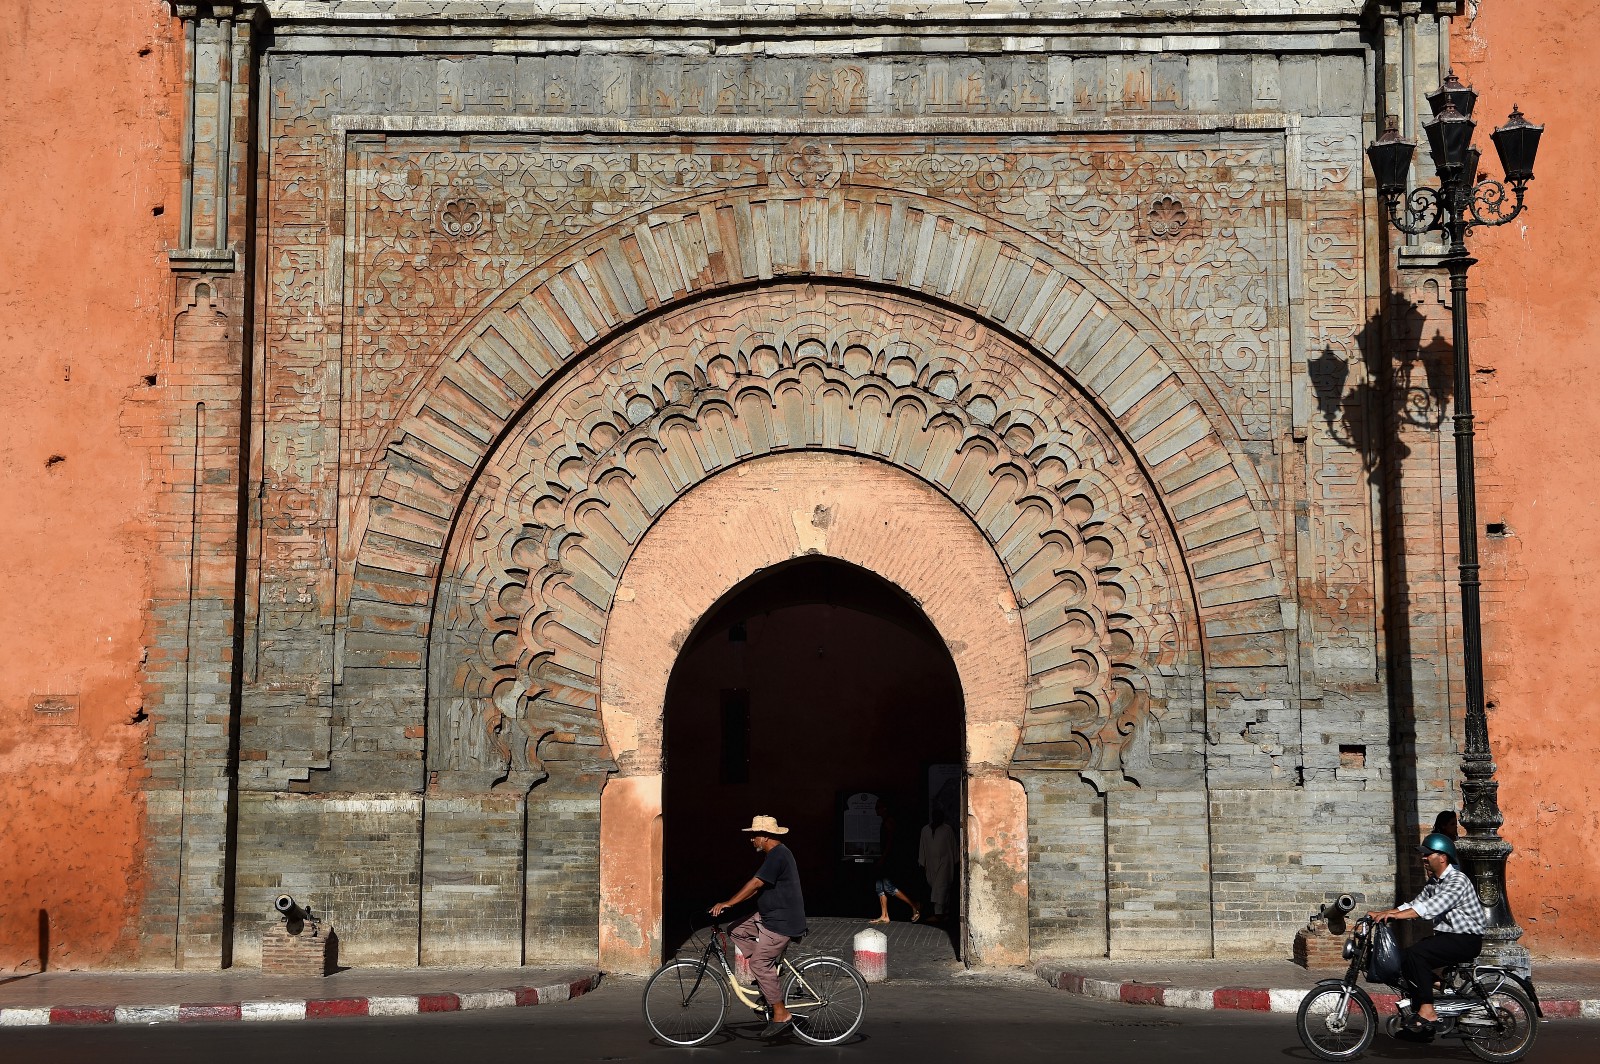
425, 285, 1197, 790
249, 52, 1304, 786
339, 133, 1285, 500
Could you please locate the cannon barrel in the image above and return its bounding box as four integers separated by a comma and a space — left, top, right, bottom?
1321, 894, 1357, 918
274, 894, 312, 924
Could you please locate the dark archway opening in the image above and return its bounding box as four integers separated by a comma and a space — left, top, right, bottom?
662, 557, 964, 941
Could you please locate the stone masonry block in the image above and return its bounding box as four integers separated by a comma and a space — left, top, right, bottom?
233, 794, 422, 968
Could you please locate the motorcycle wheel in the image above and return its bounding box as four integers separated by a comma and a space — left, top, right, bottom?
1296, 983, 1377, 1062
1462, 983, 1538, 1063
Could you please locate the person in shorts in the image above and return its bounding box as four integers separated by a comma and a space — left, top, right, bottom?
868, 797, 920, 924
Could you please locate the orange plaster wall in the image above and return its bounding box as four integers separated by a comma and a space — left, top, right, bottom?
0, 2, 181, 970
1455, 3, 1600, 958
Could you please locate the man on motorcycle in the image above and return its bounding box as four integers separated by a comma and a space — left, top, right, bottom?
1370, 832, 1486, 1039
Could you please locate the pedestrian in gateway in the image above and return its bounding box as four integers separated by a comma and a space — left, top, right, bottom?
710, 815, 809, 1039
868, 797, 921, 924
918, 808, 957, 925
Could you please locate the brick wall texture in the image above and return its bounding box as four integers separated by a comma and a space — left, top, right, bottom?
259, 922, 333, 978
13, 1, 1593, 970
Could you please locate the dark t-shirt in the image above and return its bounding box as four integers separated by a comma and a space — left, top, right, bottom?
754, 843, 807, 937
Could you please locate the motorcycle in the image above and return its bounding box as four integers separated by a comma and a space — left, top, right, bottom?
1295, 915, 1541, 1062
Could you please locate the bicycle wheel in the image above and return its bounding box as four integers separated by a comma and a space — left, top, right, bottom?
783, 957, 867, 1046
643, 959, 727, 1047
1295, 982, 1376, 1062
1463, 983, 1537, 1063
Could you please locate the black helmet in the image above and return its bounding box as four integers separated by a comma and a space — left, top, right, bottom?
1419, 832, 1459, 864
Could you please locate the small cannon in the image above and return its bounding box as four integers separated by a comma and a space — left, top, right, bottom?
274, 894, 318, 933
1294, 892, 1361, 969
1320, 894, 1357, 920
263, 894, 333, 977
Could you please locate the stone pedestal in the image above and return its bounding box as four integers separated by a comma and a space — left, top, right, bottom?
260, 922, 334, 977
1293, 926, 1350, 970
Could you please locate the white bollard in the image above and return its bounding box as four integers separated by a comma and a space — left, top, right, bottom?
853, 927, 888, 983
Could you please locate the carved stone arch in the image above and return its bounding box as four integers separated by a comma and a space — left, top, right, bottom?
409, 282, 1226, 968
335, 187, 1298, 965
423, 285, 1204, 796
596, 451, 1033, 971
347, 189, 1288, 677
419, 278, 1228, 966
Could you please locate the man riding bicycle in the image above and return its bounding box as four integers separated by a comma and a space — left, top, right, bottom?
1370, 832, 1486, 1040
711, 815, 808, 1039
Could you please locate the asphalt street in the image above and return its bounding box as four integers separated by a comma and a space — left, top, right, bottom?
4, 977, 1597, 1064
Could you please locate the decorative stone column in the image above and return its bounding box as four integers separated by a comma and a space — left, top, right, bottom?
143, 1, 263, 968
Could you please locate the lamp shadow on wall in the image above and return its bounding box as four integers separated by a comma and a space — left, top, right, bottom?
1309, 294, 1455, 901
0, 909, 52, 983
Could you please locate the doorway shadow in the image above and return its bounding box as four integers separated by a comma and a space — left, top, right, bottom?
661, 557, 965, 950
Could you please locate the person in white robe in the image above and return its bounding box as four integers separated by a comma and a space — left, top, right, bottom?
918, 809, 957, 922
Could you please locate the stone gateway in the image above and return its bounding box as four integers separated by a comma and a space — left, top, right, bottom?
133, 1, 1480, 974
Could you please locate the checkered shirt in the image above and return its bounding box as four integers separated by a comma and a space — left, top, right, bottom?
1402, 863, 1487, 935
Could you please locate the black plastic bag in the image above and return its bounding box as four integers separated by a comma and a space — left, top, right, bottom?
1366, 921, 1403, 984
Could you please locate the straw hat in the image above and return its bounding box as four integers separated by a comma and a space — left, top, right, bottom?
741, 814, 790, 835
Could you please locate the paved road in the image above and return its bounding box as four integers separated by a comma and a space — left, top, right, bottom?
4, 976, 1597, 1063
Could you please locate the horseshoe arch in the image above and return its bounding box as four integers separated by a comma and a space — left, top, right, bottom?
419, 283, 1213, 969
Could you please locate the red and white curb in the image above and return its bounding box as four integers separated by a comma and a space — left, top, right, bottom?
1038, 966, 1600, 1020
0, 973, 602, 1027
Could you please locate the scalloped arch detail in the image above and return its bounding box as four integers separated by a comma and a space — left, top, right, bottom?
342, 189, 1293, 787
417, 285, 1218, 790
352, 186, 1278, 608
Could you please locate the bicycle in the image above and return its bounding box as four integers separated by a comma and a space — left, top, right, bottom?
642, 916, 869, 1047
1295, 915, 1541, 1062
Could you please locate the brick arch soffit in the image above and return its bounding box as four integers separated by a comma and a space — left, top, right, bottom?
410, 282, 1236, 797
598, 453, 1033, 782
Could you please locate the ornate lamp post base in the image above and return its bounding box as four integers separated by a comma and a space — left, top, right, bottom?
1457, 839, 1530, 976
1459, 767, 1529, 976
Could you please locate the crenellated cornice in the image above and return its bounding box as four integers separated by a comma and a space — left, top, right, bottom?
155, 1, 1480, 40
261, 0, 1368, 19
1368, 1, 1465, 15
169, 2, 269, 24
217, 0, 1377, 35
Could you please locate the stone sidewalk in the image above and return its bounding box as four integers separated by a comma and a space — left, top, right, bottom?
0, 967, 601, 1027
0, 915, 960, 1028
770, 915, 965, 983
11, 920, 1597, 1029
1037, 957, 1600, 1020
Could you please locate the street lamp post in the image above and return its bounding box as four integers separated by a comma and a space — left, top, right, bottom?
1367, 73, 1542, 974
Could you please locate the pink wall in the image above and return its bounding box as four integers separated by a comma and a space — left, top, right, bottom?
0, 2, 180, 970
1, 0, 1597, 971
1455, 3, 1600, 957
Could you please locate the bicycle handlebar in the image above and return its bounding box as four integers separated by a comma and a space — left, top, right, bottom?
689, 910, 736, 935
